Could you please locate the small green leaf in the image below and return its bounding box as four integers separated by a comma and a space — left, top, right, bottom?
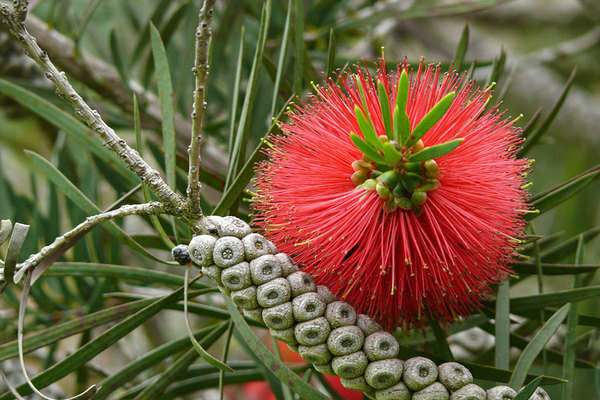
326, 28, 336, 78
407, 92, 455, 147
2, 223, 29, 285
407, 139, 463, 162
395, 69, 409, 115
382, 142, 402, 164
349, 133, 386, 164
453, 24, 469, 71
514, 376, 544, 400
509, 286, 600, 312
539, 226, 600, 263
509, 304, 570, 389
109, 28, 131, 93
377, 80, 393, 138
355, 106, 382, 150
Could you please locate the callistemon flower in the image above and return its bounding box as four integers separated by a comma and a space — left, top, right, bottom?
252, 60, 530, 330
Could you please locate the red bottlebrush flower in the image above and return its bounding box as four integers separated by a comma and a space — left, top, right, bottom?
252, 60, 530, 330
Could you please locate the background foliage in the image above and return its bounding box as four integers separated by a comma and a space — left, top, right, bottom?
0, 0, 599, 399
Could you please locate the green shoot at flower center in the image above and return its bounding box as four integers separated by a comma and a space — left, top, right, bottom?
349, 70, 463, 215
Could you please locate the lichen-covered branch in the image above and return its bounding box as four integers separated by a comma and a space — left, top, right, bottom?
12, 202, 166, 281
187, 0, 216, 210
0, 4, 185, 213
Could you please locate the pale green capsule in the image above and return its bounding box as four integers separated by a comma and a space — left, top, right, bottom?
486, 385, 517, 400
449, 383, 486, 400
213, 236, 245, 268
375, 381, 411, 400
298, 343, 332, 365
249, 254, 282, 285
402, 357, 438, 391
215, 216, 252, 238
331, 351, 368, 379
340, 376, 375, 394
438, 362, 473, 392
200, 265, 222, 285
356, 314, 384, 336
271, 327, 298, 347
294, 317, 330, 346
325, 301, 357, 328
242, 308, 264, 325
413, 382, 449, 400
287, 271, 317, 297
262, 302, 294, 330
221, 262, 252, 291
327, 325, 364, 356
316, 285, 339, 304
256, 277, 291, 308
364, 359, 404, 390
313, 363, 335, 376
230, 285, 259, 310
275, 253, 299, 277
363, 331, 399, 361
292, 292, 326, 322
188, 235, 217, 267
242, 233, 272, 260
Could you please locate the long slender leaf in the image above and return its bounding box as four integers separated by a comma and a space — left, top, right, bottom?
511, 261, 600, 275
514, 376, 544, 400
508, 286, 600, 311
406, 92, 455, 147
539, 226, 600, 263
453, 24, 469, 71
495, 280, 510, 371
509, 304, 570, 389
270, 0, 292, 118
293, 0, 304, 94
326, 28, 336, 78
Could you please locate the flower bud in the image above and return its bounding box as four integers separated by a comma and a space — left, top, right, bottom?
230, 285, 259, 310
378, 135, 390, 145
424, 159, 439, 178
411, 139, 424, 153
201, 265, 222, 285
242, 233, 271, 260
294, 316, 331, 346
356, 314, 383, 336
438, 362, 473, 392
449, 383, 486, 400
317, 285, 339, 304
377, 170, 399, 188
420, 179, 440, 192
271, 327, 298, 347
362, 178, 377, 191
242, 308, 264, 325
352, 160, 372, 171
275, 253, 299, 277
363, 331, 399, 361
221, 262, 252, 291
325, 301, 357, 328
313, 363, 335, 376
327, 325, 364, 356
365, 359, 404, 389
287, 271, 317, 297
188, 235, 217, 267
376, 183, 391, 199
352, 169, 369, 185
486, 386, 517, 400
413, 382, 450, 400
411, 190, 427, 206
405, 161, 423, 174
331, 351, 368, 379
249, 254, 282, 285
375, 381, 411, 400
256, 277, 291, 308
298, 343, 332, 364
213, 236, 245, 268
262, 302, 294, 330
402, 357, 438, 391
216, 216, 252, 238
395, 196, 413, 210
292, 292, 327, 322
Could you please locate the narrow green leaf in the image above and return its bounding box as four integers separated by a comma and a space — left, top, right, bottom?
349, 133, 386, 164
522, 108, 542, 138
326, 28, 336, 77
453, 24, 469, 71
225, 297, 328, 400
382, 142, 402, 164
509, 304, 570, 389
270, 0, 292, 118
520, 69, 576, 155
408, 139, 463, 162
2, 223, 29, 285
511, 261, 600, 275
427, 314, 454, 361
24, 151, 172, 268
509, 286, 600, 311
149, 22, 177, 209
495, 280, 510, 371
378, 80, 393, 138
395, 69, 409, 114
229, 27, 245, 161
355, 106, 382, 150
407, 92, 455, 147
485, 47, 506, 88
0, 79, 137, 185
128, 0, 172, 66
293, 0, 304, 94
0, 219, 11, 246
514, 376, 544, 400
0, 283, 192, 400
109, 28, 131, 92
539, 226, 600, 263
527, 165, 600, 220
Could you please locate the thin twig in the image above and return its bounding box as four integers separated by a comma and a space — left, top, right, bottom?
14, 202, 165, 282
187, 0, 216, 211
0, 4, 185, 213
13, 0, 29, 23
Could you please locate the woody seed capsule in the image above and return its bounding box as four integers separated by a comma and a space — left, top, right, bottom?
363, 331, 400, 361
364, 359, 404, 390
221, 262, 252, 291
294, 316, 330, 346
188, 235, 217, 267
298, 343, 332, 364
262, 302, 294, 330
331, 351, 368, 379
340, 376, 375, 394
327, 325, 364, 356
230, 286, 259, 310
325, 301, 357, 328
216, 216, 252, 238
256, 277, 291, 308
403, 357, 438, 391
438, 362, 473, 392
249, 254, 282, 285
270, 327, 298, 347
213, 236, 245, 268
375, 381, 411, 400
413, 382, 450, 400
449, 383, 486, 400
287, 271, 317, 297
242, 308, 264, 325
313, 363, 335, 376
292, 292, 326, 322
317, 285, 339, 303
275, 253, 299, 277
242, 233, 271, 260
201, 265, 222, 285
486, 386, 517, 400
523, 387, 550, 400
356, 314, 384, 336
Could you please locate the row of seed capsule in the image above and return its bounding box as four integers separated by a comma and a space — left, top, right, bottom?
177, 215, 550, 400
